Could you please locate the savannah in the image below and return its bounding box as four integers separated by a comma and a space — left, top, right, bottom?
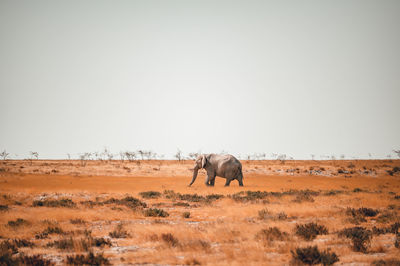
1, 158, 399, 265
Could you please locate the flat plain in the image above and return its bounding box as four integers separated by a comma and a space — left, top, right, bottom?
0, 159, 399, 265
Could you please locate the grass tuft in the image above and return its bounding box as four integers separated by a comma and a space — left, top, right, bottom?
109, 224, 130, 238
161, 233, 179, 247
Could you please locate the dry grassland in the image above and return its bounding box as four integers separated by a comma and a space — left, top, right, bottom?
0, 159, 399, 265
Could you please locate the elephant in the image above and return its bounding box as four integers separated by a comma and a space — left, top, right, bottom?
189, 154, 244, 187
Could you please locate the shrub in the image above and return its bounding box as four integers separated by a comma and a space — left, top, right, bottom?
231, 191, 269, 202
338, 226, 371, 253
291, 246, 339, 265
161, 233, 179, 247
387, 167, 400, 176
256, 227, 288, 241
184, 258, 201, 265
47, 238, 74, 250
346, 207, 379, 224
277, 212, 288, 220
323, 190, 344, 196
66, 252, 110, 265
0, 205, 8, 211
35, 226, 64, 239
7, 218, 28, 227
295, 222, 328, 241
104, 196, 147, 210
206, 194, 224, 201
377, 211, 397, 223
182, 212, 190, 218
139, 191, 161, 199
19, 255, 54, 266
32, 198, 76, 208
70, 218, 86, 224
144, 208, 169, 217
92, 237, 112, 247
371, 259, 400, 266
109, 224, 130, 238
173, 202, 190, 207
293, 193, 315, 203
11, 239, 35, 248
258, 208, 272, 220
0, 240, 18, 254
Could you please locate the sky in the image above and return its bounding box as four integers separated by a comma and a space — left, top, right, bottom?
0, 0, 399, 160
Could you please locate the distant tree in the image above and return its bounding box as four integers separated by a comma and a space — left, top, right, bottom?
393, 150, 400, 158
310, 154, 315, 161
137, 150, 145, 160
175, 149, 182, 161
188, 152, 199, 160
340, 154, 345, 159
0, 150, 9, 160
67, 153, 71, 160
125, 151, 136, 162
119, 151, 125, 162
277, 154, 286, 164
30, 151, 39, 160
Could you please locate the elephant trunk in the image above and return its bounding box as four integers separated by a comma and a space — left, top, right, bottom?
189, 165, 199, 186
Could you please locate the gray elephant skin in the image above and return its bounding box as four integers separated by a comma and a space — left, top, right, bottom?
189, 154, 244, 187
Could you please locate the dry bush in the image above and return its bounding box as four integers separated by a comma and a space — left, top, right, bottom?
47, 236, 111, 251
70, 218, 86, 225
109, 224, 130, 238
0, 205, 8, 211
371, 259, 400, 266
258, 208, 272, 220
33, 198, 76, 208
165, 191, 224, 203
144, 208, 169, 217
103, 196, 147, 210
291, 246, 339, 265
7, 218, 29, 227
338, 226, 372, 253
346, 207, 379, 224
35, 226, 64, 239
182, 212, 190, 218
256, 227, 288, 242
161, 233, 179, 247
66, 252, 110, 265
184, 258, 201, 265
173, 202, 190, 207
295, 222, 328, 241
231, 191, 269, 202
139, 191, 161, 199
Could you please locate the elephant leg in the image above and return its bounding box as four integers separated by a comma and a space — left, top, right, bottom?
205, 175, 214, 186
209, 177, 216, 186
237, 173, 244, 186
224, 179, 232, 187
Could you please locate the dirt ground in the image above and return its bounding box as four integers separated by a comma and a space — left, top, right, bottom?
0, 159, 399, 265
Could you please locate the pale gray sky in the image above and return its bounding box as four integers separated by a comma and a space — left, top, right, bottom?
0, 0, 399, 159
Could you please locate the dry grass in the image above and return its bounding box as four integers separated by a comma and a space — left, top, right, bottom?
0, 159, 399, 265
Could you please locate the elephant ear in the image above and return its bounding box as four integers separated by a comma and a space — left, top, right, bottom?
201, 155, 207, 168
